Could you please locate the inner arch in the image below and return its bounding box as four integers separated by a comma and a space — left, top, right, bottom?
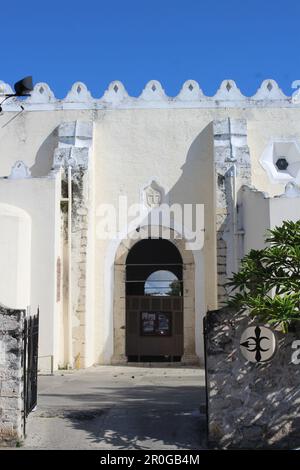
126, 238, 183, 296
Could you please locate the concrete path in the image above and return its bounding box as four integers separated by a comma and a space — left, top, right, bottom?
24, 365, 207, 450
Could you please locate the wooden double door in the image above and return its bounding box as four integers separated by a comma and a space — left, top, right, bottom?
126, 295, 183, 361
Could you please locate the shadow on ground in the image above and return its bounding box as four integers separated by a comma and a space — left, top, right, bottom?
38, 386, 206, 449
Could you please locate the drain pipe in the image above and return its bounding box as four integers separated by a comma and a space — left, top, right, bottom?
231, 164, 238, 273
67, 165, 73, 368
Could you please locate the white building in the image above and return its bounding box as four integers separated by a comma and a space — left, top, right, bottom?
0, 78, 300, 371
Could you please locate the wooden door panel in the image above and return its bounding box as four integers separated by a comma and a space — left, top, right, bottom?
126, 295, 184, 358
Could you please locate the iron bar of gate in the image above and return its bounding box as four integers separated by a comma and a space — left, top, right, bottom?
23, 308, 39, 434
126, 263, 183, 266
125, 280, 184, 282
23, 311, 28, 435
203, 315, 209, 446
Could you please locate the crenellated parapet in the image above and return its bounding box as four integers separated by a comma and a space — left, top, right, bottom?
0, 79, 300, 111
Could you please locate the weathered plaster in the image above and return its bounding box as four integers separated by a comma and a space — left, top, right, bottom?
54, 120, 95, 369
213, 118, 251, 305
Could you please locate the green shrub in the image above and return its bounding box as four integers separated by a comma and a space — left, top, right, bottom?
227, 220, 300, 333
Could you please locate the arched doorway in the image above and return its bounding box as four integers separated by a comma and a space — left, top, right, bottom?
126, 239, 183, 362
112, 227, 198, 364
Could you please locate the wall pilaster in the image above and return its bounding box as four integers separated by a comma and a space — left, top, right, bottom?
213, 119, 251, 305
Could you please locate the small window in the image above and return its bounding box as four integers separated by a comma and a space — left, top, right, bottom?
276, 157, 289, 171
144, 270, 181, 296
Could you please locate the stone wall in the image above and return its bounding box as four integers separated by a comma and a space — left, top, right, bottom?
54, 121, 94, 368
205, 307, 300, 449
213, 119, 251, 306
0, 305, 25, 446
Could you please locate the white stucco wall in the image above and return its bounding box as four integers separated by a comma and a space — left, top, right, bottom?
242, 186, 300, 254
93, 110, 214, 363
269, 196, 300, 226
0, 203, 31, 309
241, 187, 270, 253
0, 175, 61, 370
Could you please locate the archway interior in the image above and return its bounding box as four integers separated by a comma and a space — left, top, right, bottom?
125, 238, 184, 362
126, 238, 183, 296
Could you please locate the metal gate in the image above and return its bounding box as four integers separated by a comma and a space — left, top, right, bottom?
203, 315, 209, 443
23, 309, 39, 421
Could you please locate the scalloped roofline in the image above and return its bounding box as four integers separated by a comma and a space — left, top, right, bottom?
0, 79, 300, 111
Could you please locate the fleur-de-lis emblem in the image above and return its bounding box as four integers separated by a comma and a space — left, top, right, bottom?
240, 326, 276, 363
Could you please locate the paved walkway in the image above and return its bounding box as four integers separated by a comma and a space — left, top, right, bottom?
24, 365, 207, 450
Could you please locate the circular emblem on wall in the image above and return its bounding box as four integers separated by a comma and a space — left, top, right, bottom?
240, 326, 277, 363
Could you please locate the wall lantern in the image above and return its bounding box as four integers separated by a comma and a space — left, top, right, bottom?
0, 76, 33, 112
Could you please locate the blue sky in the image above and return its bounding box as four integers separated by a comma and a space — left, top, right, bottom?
1, 0, 299, 98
